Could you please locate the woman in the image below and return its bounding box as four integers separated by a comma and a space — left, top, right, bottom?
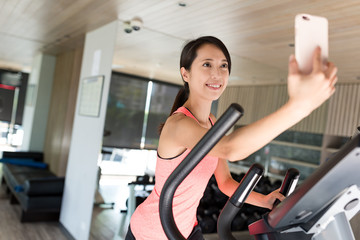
126, 36, 337, 239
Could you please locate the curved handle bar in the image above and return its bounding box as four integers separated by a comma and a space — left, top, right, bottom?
159, 103, 244, 240
273, 168, 300, 208
217, 163, 264, 240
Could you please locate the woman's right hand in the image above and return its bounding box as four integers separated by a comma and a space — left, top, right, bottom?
287, 46, 338, 117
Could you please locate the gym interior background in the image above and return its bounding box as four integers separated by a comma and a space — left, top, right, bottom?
1, 1, 360, 240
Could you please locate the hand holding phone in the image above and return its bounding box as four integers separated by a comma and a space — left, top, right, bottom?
295, 14, 328, 74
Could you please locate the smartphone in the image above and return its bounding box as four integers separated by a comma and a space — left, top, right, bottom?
295, 14, 328, 74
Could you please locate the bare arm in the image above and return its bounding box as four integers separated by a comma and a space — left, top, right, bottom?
214, 158, 284, 209
220, 47, 337, 161
159, 47, 337, 161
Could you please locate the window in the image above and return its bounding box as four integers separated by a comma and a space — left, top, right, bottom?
102, 72, 181, 149
144, 82, 181, 149
0, 70, 28, 125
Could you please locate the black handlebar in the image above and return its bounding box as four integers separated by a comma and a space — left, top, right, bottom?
159, 103, 244, 240
217, 164, 264, 240
273, 168, 300, 208
218, 166, 300, 240
351, 126, 360, 139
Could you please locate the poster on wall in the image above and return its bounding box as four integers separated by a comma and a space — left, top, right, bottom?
79, 75, 104, 117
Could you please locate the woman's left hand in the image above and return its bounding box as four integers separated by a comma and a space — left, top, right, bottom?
262, 189, 285, 209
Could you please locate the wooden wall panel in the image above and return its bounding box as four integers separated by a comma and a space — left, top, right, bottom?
44, 45, 83, 176
219, 85, 288, 127
218, 86, 256, 125
291, 101, 329, 134
325, 83, 360, 137
218, 84, 335, 134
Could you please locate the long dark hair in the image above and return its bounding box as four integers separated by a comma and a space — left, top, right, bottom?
159, 36, 232, 134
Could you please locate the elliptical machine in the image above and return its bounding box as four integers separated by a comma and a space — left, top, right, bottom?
247, 126, 360, 240
159, 103, 360, 240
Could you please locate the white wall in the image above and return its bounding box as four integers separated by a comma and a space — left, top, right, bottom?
21, 54, 56, 151
60, 21, 118, 240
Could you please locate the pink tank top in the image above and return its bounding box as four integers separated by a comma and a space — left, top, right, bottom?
130, 107, 219, 239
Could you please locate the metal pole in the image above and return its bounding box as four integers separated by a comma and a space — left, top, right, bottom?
7, 87, 19, 145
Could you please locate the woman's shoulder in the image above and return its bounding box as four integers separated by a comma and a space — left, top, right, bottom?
164, 111, 197, 131
158, 113, 193, 158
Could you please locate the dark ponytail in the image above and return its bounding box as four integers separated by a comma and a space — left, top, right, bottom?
158, 36, 231, 134
158, 82, 189, 134
170, 82, 190, 115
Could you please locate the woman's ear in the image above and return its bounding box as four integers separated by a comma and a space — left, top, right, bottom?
180, 67, 189, 82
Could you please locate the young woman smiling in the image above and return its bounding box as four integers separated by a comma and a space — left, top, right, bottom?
126, 36, 338, 240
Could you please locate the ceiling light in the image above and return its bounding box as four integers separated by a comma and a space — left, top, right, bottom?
123, 17, 143, 33
123, 21, 132, 34
131, 17, 143, 31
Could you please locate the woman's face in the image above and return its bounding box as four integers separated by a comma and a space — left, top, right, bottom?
182, 43, 229, 102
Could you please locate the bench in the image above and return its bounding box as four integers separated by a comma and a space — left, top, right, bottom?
1, 151, 64, 222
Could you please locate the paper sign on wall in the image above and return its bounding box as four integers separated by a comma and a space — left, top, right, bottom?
78, 75, 104, 117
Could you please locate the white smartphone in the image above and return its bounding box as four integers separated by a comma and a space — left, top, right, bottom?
295, 14, 328, 74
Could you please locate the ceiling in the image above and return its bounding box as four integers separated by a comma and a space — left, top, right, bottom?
1, 0, 360, 86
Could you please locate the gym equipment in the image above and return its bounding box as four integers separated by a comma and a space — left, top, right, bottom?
115, 175, 155, 240
159, 101, 360, 239
217, 163, 264, 240
248, 133, 360, 240
273, 168, 300, 208
197, 173, 276, 234
217, 164, 299, 240
198, 214, 217, 234
159, 103, 244, 240
159, 103, 298, 239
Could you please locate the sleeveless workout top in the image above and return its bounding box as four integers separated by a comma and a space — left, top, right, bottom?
130, 107, 219, 239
